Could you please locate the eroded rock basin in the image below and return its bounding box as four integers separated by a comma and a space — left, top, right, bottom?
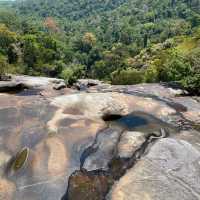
106, 112, 176, 133
0, 76, 200, 200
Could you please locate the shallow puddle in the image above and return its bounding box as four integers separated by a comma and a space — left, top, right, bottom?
16, 89, 42, 96
3, 88, 42, 96
107, 111, 176, 134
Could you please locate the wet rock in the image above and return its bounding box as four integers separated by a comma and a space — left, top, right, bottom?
108, 138, 200, 200
0, 78, 199, 200
0, 179, 16, 200
64, 170, 113, 200
117, 131, 146, 158
108, 112, 175, 135
10, 147, 29, 173
82, 128, 122, 171
50, 93, 177, 129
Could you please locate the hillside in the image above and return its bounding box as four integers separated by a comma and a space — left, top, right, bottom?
15, 0, 128, 20
13, 0, 200, 45
0, 0, 199, 94
15, 0, 200, 20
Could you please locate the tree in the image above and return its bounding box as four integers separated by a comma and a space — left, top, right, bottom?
81, 32, 96, 52
60, 63, 85, 85
111, 68, 144, 85
142, 23, 155, 48
0, 24, 17, 53
162, 54, 192, 82
0, 54, 9, 79
44, 17, 60, 33
8, 43, 22, 64
22, 35, 39, 69
0, 9, 20, 30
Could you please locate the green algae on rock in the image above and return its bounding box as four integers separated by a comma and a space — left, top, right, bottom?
11, 147, 29, 172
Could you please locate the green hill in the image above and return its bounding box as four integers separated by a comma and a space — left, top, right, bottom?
14, 0, 200, 45
15, 0, 128, 20
0, 0, 199, 94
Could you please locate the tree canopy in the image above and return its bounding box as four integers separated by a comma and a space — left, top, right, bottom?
0, 0, 199, 94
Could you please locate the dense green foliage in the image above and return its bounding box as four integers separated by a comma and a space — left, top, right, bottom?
15, 0, 127, 20
0, 0, 199, 93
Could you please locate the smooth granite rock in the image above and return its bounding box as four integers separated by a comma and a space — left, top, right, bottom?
107, 138, 200, 200
0, 77, 199, 200
82, 128, 122, 171
73, 79, 106, 90
0, 75, 66, 93
117, 131, 146, 158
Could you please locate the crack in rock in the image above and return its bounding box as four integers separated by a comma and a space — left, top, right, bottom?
62, 128, 168, 200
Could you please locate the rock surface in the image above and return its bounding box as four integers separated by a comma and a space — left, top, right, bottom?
73, 79, 107, 90
65, 170, 113, 200
0, 77, 199, 200
13, 75, 66, 90
0, 179, 16, 200
117, 131, 146, 158
82, 128, 122, 171
107, 138, 200, 200
0, 75, 66, 94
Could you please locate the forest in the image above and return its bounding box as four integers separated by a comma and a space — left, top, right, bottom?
0, 0, 200, 94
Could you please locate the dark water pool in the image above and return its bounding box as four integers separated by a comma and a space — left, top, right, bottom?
107, 111, 175, 134
16, 89, 42, 96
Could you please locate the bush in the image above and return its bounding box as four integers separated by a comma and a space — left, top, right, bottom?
160, 49, 200, 94
144, 64, 159, 83
181, 74, 200, 94
0, 54, 8, 77
91, 60, 107, 79
60, 64, 85, 85
162, 57, 192, 82
0, 24, 17, 53
111, 68, 144, 85
60, 68, 74, 84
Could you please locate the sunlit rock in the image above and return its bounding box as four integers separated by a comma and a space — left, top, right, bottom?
0, 77, 199, 200
117, 131, 146, 158
0, 179, 16, 200
107, 138, 200, 200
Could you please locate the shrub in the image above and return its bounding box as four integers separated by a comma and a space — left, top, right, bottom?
111, 68, 144, 85
0, 54, 8, 77
160, 49, 200, 94
181, 74, 200, 94
162, 57, 192, 82
60, 68, 74, 85
60, 64, 85, 85
144, 64, 159, 83
0, 24, 17, 53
